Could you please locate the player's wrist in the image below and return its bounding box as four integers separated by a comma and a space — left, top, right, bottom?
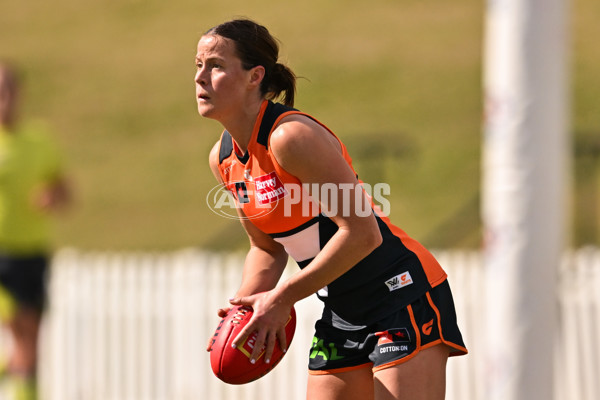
269, 284, 297, 311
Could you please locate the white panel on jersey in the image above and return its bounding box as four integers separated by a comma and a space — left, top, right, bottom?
272, 221, 321, 263
317, 286, 328, 298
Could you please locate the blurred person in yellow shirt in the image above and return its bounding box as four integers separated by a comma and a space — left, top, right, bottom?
0, 61, 70, 399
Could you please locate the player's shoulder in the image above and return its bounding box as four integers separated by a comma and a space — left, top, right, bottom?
271, 114, 328, 149
270, 113, 340, 162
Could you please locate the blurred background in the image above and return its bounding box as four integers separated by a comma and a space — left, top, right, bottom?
2, 0, 598, 252
1, 0, 600, 399
4, 0, 480, 251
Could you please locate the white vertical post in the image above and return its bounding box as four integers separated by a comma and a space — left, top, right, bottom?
482, 1, 570, 399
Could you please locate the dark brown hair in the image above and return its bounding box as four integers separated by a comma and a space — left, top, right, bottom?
206, 19, 296, 107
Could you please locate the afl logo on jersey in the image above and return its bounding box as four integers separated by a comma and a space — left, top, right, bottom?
255, 172, 287, 205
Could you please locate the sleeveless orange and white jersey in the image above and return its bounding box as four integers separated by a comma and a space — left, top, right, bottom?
216, 100, 447, 325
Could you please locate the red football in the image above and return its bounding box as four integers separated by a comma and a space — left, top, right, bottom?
209, 305, 296, 384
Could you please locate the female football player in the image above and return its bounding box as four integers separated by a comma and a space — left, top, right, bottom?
199, 19, 467, 400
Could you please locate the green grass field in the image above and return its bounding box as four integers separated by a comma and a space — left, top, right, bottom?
1, 0, 598, 250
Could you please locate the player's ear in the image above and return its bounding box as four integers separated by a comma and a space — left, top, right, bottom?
248, 65, 265, 89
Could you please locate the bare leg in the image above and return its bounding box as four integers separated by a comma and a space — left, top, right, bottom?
374, 344, 450, 400
307, 366, 375, 400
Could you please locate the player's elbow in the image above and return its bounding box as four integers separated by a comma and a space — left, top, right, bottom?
364, 225, 383, 253
352, 219, 382, 256
339, 216, 383, 258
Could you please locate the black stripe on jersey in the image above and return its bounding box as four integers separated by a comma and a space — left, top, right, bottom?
218, 131, 233, 164
256, 102, 297, 149
237, 151, 249, 164
219, 130, 249, 164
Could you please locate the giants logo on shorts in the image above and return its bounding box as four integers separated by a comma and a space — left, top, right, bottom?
384, 271, 413, 292
255, 172, 287, 205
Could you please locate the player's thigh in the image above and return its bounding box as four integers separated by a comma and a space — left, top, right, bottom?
307, 367, 375, 400
373, 344, 449, 400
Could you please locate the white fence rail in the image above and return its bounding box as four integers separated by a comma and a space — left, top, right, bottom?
22, 248, 599, 399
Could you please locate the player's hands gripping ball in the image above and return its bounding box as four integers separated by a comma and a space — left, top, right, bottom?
209, 305, 296, 384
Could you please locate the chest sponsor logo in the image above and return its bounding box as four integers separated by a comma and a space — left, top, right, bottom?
384, 271, 413, 292
254, 172, 287, 205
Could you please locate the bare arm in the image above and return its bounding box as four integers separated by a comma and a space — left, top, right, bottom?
237, 218, 289, 296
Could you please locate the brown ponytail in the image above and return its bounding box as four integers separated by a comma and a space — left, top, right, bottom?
266, 63, 296, 107
205, 19, 297, 107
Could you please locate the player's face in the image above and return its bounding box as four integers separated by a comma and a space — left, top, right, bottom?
195, 35, 252, 121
